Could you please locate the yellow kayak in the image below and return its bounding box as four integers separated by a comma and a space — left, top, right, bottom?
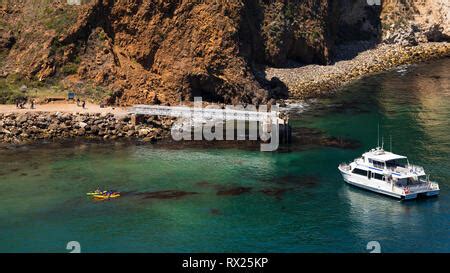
92, 193, 121, 200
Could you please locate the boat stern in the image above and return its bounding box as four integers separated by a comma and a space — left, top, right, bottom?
401, 182, 440, 200
402, 193, 418, 200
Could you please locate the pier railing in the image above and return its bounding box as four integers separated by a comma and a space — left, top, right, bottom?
129, 104, 282, 124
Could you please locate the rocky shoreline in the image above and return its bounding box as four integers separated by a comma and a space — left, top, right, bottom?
0, 112, 174, 145
266, 42, 450, 99
2, 42, 450, 145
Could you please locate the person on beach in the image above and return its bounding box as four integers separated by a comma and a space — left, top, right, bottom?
76, 98, 80, 107
82, 100, 86, 109
30, 99, 35, 109
17, 98, 26, 109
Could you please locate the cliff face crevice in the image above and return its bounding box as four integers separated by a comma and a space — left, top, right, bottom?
336, 0, 381, 43
239, 0, 336, 67
64, 0, 272, 105
0, 0, 448, 105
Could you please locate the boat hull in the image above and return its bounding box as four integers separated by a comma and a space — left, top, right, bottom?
343, 175, 403, 199
338, 168, 439, 200
422, 189, 440, 197
92, 194, 120, 200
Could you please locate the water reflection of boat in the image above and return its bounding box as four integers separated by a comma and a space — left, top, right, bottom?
344, 186, 401, 210
341, 186, 415, 229
342, 184, 439, 231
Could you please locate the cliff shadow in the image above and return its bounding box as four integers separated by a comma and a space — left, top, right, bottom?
237, 1, 289, 101
331, 0, 382, 63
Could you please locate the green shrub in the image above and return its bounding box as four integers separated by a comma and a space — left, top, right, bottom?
0, 86, 24, 104
0, 76, 63, 104
98, 31, 107, 41
43, 7, 78, 35
73, 55, 81, 64
61, 63, 78, 75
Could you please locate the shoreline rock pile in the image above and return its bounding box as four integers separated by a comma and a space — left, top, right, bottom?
0, 112, 174, 144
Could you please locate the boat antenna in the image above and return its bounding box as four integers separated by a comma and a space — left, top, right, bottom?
382, 136, 384, 149
390, 135, 392, 152
377, 123, 380, 148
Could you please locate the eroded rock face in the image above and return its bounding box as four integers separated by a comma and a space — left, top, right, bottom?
0, 0, 448, 104
381, 0, 450, 45
71, 0, 339, 104
0, 0, 338, 105
0, 30, 15, 50
335, 0, 382, 43
244, 0, 336, 66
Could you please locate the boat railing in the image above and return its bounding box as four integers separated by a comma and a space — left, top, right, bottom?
392, 165, 424, 175
428, 181, 440, 190
400, 182, 439, 193
339, 163, 351, 171
409, 184, 429, 192
392, 166, 406, 173
408, 164, 424, 173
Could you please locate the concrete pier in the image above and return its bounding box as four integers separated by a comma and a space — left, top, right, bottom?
129, 104, 292, 148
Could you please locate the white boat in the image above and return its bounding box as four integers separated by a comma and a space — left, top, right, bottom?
338, 147, 440, 200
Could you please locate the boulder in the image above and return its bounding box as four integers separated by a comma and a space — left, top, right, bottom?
90, 125, 100, 134
77, 128, 86, 136
1, 128, 11, 135
143, 136, 156, 142
79, 121, 88, 129
16, 114, 29, 124
138, 128, 151, 137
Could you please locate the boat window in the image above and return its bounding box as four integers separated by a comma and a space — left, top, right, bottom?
386, 159, 407, 169
395, 178, 407, 187
352, 168, 368, 176
407, 177, 420, 185
372, 160, 384, 169
373, 173, 384, 181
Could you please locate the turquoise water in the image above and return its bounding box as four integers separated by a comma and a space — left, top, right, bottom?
0, 59, 449, 253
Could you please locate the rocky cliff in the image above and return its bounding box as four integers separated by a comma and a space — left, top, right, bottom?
0, 0, 448, 105
381, 0, 450, 45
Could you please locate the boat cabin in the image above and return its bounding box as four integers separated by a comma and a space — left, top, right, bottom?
361, 149, 408, 170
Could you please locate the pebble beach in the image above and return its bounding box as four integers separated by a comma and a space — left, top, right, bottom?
265, 42, 450, 99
